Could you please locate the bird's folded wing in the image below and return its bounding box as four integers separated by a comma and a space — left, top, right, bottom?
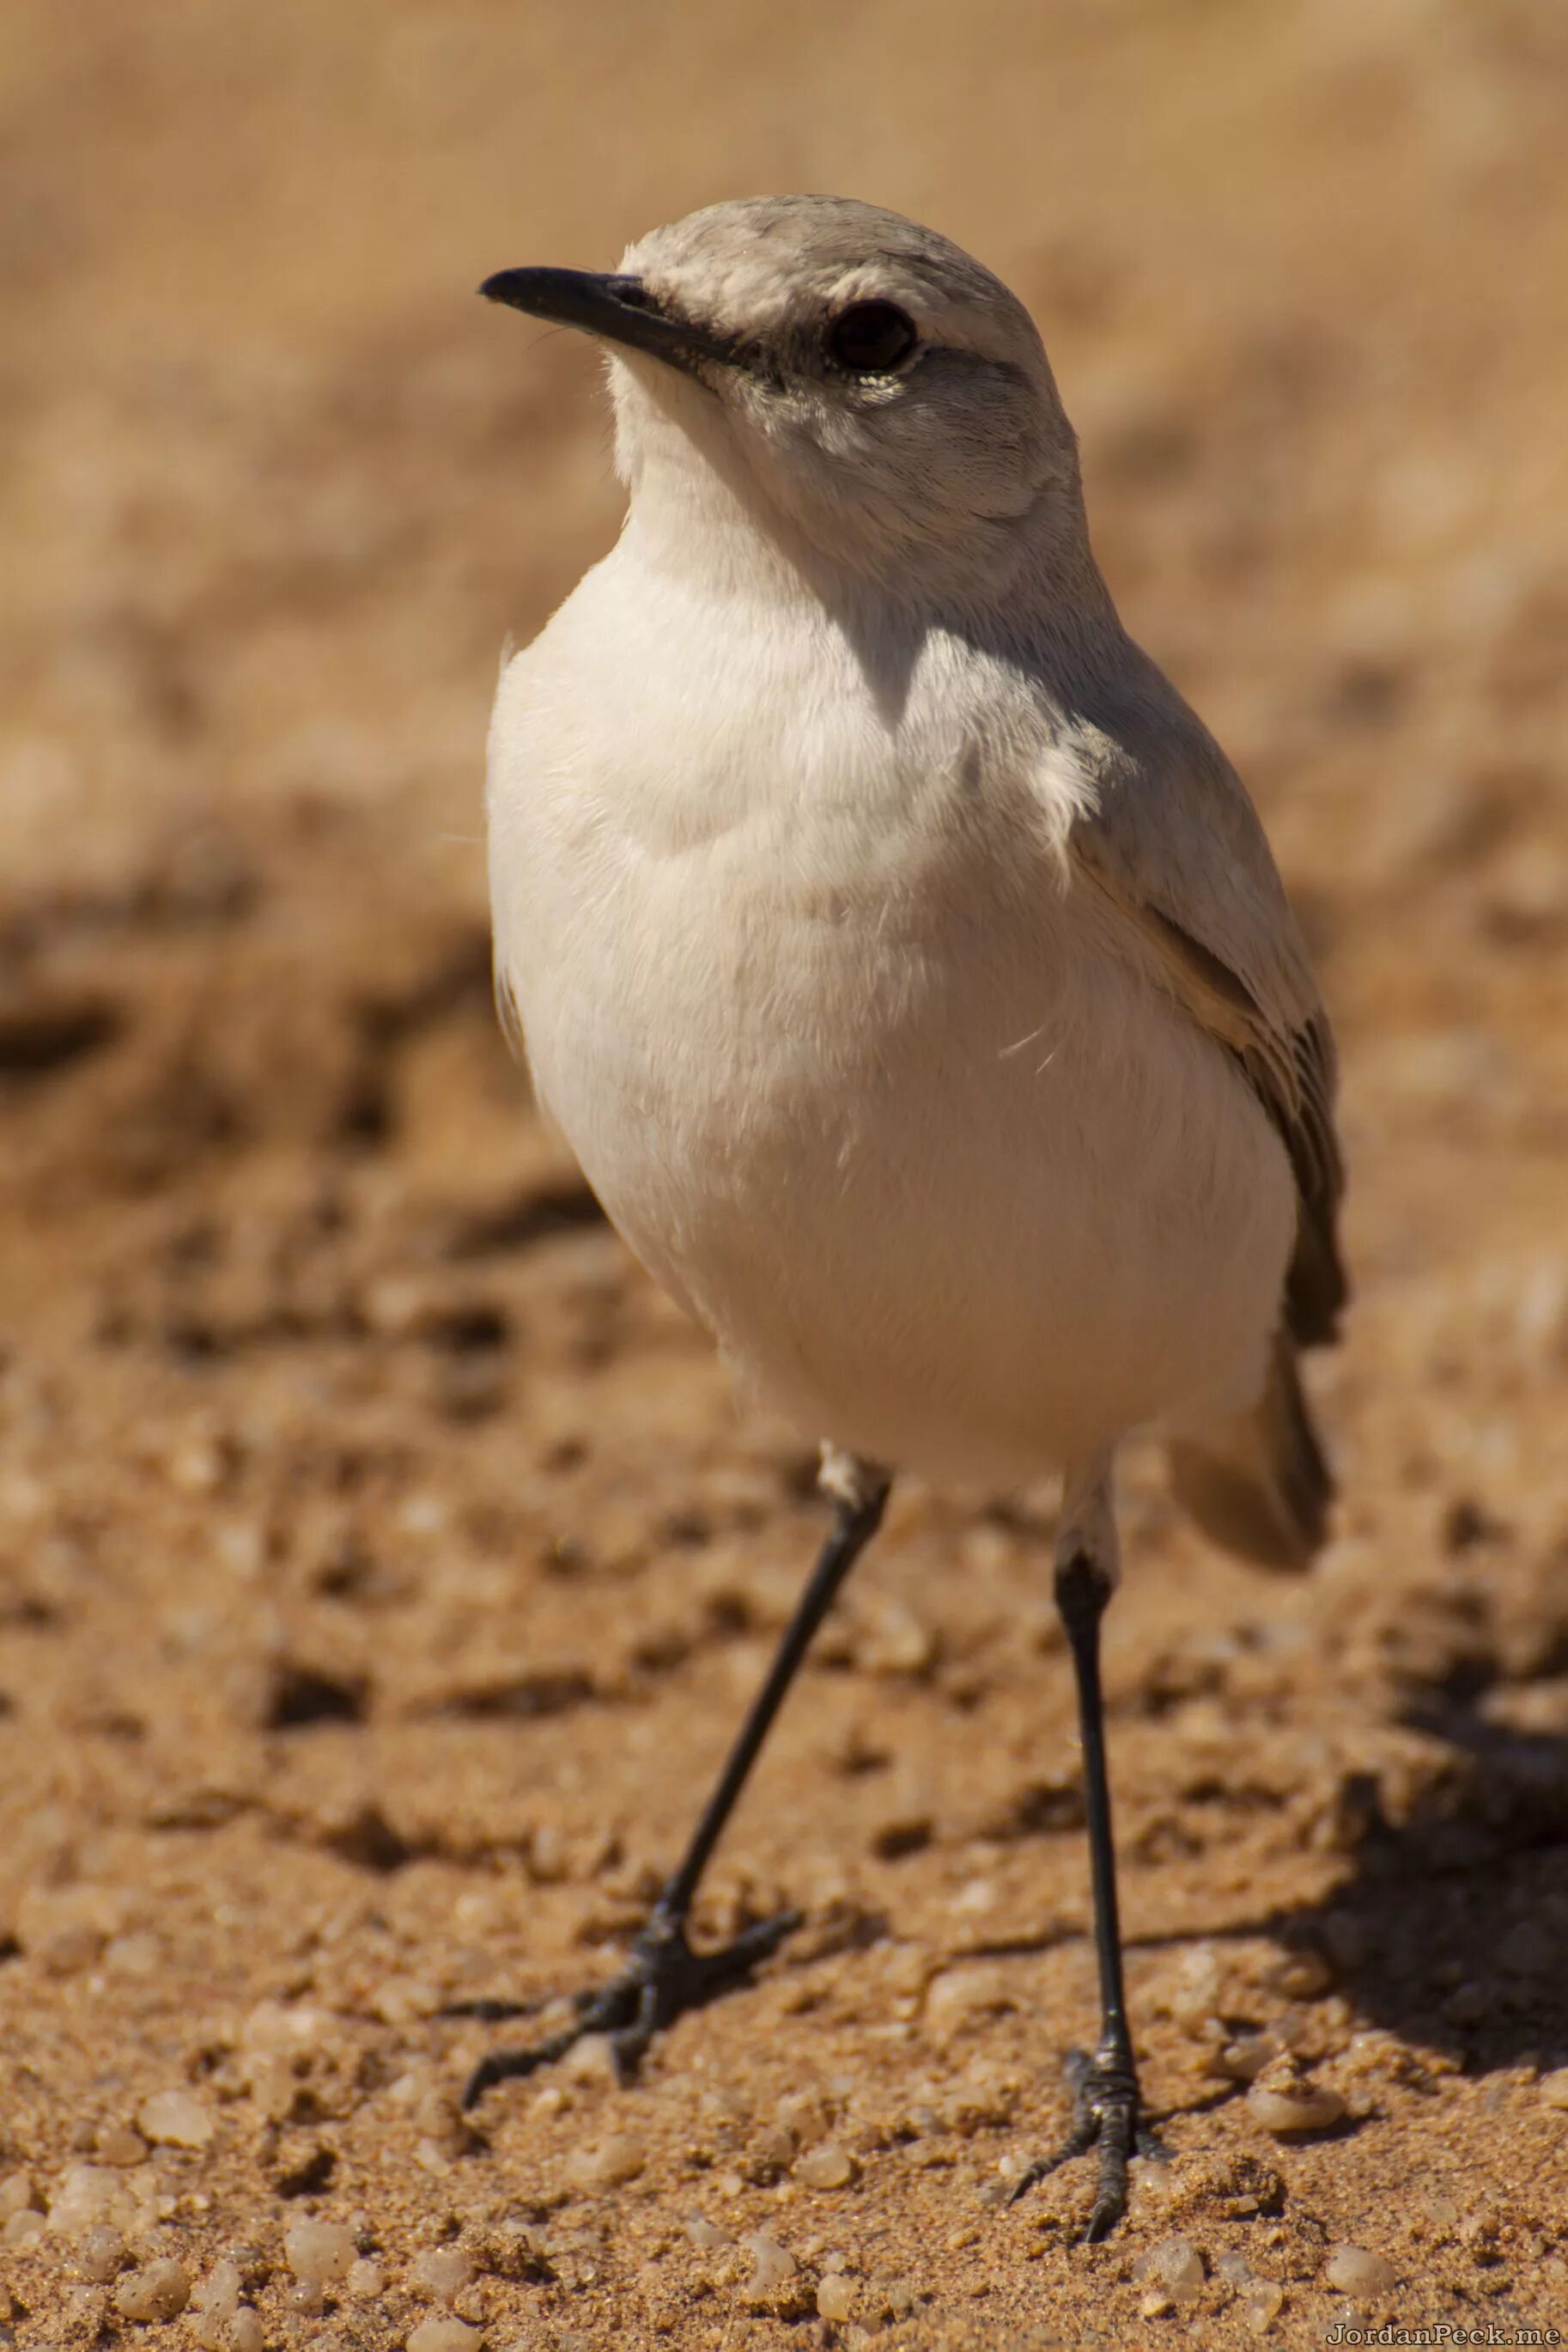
1059, 720, 1347, 1349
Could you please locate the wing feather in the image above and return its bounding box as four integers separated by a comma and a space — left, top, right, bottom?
1055, 683, 1347, 1349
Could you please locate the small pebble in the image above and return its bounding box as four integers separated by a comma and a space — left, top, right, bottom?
412, 2246, 475, 2304
47, 2166, 123, 2233
817, 2275, 857, 2323
1537, 2068, 1568, 2110
3, 2210, 46, 2250
1167, 1944, 1223, 2031
97, 2128, 148, 2167
1140, 2289, 1174, 2319
1246, 2073, 1345, 2135
741, 2229, 796, 2298
776, 2093, 830, 2145
1325, 2243, 1397, 2294
684, 2216, 732, 2250
1265, 1949, 1333, 1999
114, 2258, 191, 2322
922, 1963, 1017, 2040
76, 2227, 126, 2283
1212, 2032, 1280, 2082
0, 2173, 36, 2217
284, 2282, 325, 2316
193, 2258, 241, 2317
795, 2142, 856, 2190
347, 2257, 385, 2296
406, 2319, 483, 2352
753, 2123, 796, 2170
1132, 2233, 1204, 2305
565, 2134, 646, 2191
228, 2313, 265, 2352
372, 1976, 441, 2026
135, 2090, 216, 2149
858, 1596, 934, 1674
283, 2219, 356, 2282
560, 2032, 618, 2082
1243, 2280, 1285, 2332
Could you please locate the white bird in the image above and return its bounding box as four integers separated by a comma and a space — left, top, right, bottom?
465, 195, 1346, 2239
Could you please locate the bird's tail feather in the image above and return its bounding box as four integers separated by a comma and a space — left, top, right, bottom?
1165, 1338, 1332, 1571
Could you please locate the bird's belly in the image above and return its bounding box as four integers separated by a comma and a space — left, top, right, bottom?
505, 811, 1294, 1485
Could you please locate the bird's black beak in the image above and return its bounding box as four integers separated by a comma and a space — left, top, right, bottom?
479, 268, 735, 373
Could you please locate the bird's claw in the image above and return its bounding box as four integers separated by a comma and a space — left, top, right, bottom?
1005, 2045, 1164, 2241
452, 1906, 801, 2111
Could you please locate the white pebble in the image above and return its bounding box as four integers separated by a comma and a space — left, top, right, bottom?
372, 1976, 441, 2026
75, 2226, 125, 2283
1212, 2032, 1279, 2082
1325, 2243, 1397, 2294
922, 1963, 1017, 2040
283, 2219, 356, 2282
1538, 2067, 1568, 2110
228, 2312, 266, 2352
1167, 1943, 1223, 2031
817, 2274, 856, 2322
406, 2319, 483, 2352
0, 2172, 37, 2217
1243, 2280, 1285, 2332
240, 1998, 332, 2052
859, 1595, 934, 1674
114, 2258, 191, 2321
560, 2031, 618, 2082
347, 2257, 385, 2297
776, 2091, 830, 2144
1133, 2233, 1204, 2304
684, 2215, 732, 2250
741, 2229, 797, 2298
1246, 2078, 1345, 2135
1264, 1948, 1333, 1999
136, 2089, 216, 2149
194, 2260, 242, 2317
47, 2165, 124, 2234
565, 2133, 646, 2190
3, 2208, 46, 2249
795, 2142, 856, 2190
411, 2246, 475, 2303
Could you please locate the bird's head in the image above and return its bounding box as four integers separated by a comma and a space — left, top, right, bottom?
483, 196, 1091, 609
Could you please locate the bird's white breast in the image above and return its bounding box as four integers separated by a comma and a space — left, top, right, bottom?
487, 548, 1293, 1483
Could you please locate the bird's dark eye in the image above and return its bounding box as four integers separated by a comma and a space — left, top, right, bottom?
826, 301, 918, 375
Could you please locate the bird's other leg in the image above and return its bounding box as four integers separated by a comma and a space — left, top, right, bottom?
1007, 1450, 1160, 2240
455, 1449, 890, 2110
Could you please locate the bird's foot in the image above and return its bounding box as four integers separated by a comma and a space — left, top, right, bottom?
1005, 2045, 1165, 2241
451, 1906, 801, 2111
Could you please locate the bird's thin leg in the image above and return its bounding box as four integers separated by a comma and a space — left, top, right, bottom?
455, 1452, 890, 2109
1007, 1453, 1159, 2240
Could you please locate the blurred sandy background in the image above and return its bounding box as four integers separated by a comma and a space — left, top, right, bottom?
3, 3, 1567, 2345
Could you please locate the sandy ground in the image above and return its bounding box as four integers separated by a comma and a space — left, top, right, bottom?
3, 2, 1568, 2345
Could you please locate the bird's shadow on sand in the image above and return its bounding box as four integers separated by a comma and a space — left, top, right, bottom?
1261, 1687, 1568, 2075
